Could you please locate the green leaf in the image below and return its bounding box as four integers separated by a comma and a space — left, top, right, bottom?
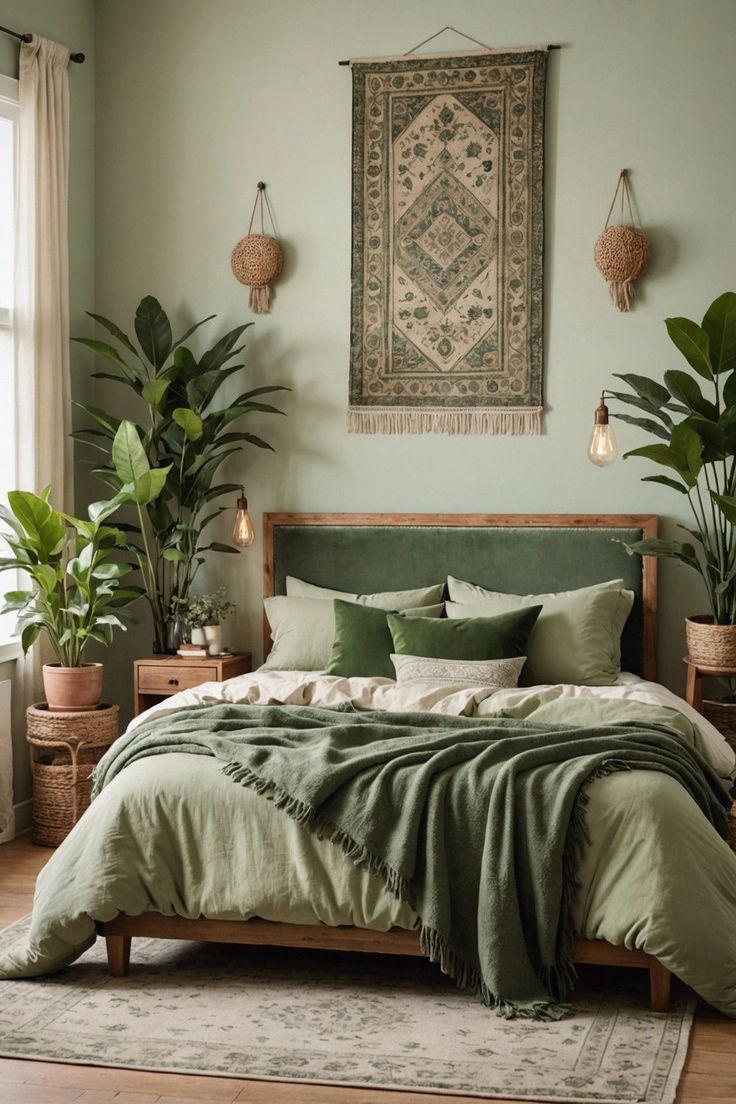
91, 562, 129, 579
142, 378, 171, 408
663, 370, 717, 419
723, 369, 736, 409
72, 338, 138, 382
236, 401, 285, 415
162, 547, 188, 563
205, 542, 240, 553
702, 292, 736, 375
712, 493, 736, 526
112, 421, 151, 486
134, 296, 172, 368
172, 407, 203, 441
609, 392, 674, 427
204, 483, 242, 502
7, 491, 66, 555
665, 317, 713, 380
612, 373, 670, 407
20, 622, 42, 654
624, 538, 700, 569
199, 324, 252, 373
623, 443, 695, 485
611, 413, 669, 441
641, 475, 690, 494
242, 433, 275, 451
170, 314, 216, 355
73, 402, 122, 437
85, 312, 142, 362
670, 420, 704, 479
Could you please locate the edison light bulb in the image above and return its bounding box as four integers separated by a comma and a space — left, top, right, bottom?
587, 399, 617, 467
233, 494, 255, 547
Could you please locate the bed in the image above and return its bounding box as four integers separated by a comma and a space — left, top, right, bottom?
3, 513, 736, 1019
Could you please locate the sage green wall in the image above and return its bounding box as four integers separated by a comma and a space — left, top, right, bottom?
0, 0, 96, 821
92, 0, 736, 718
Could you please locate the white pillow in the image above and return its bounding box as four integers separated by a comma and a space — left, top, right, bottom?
286, 576, 444, 611
390, 653, 526, 690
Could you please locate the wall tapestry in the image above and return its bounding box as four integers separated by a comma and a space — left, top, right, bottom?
348, 48, 548, 435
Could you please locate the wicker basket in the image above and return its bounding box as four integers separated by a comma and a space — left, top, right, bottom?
702, 698, 736, 753
27, 702, 119, 847
685, 615, 736, 668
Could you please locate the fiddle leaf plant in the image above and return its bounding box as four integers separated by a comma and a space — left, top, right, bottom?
0, 485, 147, 666
611, 291, 736, 624
73, 296, 289, 651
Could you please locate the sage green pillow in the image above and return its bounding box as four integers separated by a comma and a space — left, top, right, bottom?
388, 606, 543, 668
286, 575, 444, 610
262, 596, 443, 672
445, 577, 634, 686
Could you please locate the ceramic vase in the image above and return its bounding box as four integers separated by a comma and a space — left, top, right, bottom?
204, 625, 222, 656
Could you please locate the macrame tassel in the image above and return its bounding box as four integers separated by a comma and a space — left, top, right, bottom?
608, 279, 635, 312
249, 285, 272, 314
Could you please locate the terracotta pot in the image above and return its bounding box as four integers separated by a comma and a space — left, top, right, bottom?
685, 615, 736, 668
42, 663, 104, 713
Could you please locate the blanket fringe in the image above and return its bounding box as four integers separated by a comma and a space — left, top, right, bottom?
347, 406, 542, 436
221, 757, 595, 1020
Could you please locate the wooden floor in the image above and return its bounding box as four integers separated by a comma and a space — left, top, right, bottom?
0, 837, 734, 1104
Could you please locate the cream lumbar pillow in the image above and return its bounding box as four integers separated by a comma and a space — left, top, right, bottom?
261, 596, 444, 672
285, 576, 444, 611
445, 577, 634, 686
391, 653, 526, 690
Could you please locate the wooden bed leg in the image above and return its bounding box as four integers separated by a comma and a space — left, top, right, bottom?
649, 959, 671, 1012
106, 933, 131, 977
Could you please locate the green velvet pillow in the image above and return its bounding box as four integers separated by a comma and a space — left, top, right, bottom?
286, 575, 444, 610
327, 600, 443, 678
387, 606, 543, 667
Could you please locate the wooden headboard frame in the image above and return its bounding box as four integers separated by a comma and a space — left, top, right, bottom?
262, 513, 659, 680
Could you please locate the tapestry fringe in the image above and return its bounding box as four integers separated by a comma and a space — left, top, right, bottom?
347, 407, 542, 436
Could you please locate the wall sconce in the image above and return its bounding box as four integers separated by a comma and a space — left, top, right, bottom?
232, 488, 255, 547
588, 393, 617, 467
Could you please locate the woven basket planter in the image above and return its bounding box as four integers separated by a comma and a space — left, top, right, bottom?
685, 615, 736, 668
27, 702, 119, 847
702, 698, 736, 756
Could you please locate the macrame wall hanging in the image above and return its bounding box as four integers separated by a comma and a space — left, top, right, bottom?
231, 182, 283, 313
594, 169, 650, 311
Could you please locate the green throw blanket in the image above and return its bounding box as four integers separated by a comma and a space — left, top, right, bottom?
93, 703, 731, 1019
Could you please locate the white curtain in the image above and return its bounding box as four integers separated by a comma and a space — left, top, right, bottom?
0, 36, 72, 841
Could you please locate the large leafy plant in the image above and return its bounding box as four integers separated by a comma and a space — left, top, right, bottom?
611, 291, 736, 624
0, 486, 144, 666
73, 296, 287, 650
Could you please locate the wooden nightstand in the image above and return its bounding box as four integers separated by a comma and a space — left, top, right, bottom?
134, 653, 252, 715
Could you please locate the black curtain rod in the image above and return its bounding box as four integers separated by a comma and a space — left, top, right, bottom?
338, 43, 561, 65
0, 23, 85, 63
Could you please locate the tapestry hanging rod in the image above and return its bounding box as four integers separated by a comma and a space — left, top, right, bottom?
0, 23, 85, 63
338, 25, 561, 65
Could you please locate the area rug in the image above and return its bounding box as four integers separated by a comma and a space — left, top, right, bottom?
0, 916, 693, 1102
348, 49, 547, 435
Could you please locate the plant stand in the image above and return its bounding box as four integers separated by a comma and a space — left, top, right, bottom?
26, 702, 120, 847
684, 657, 736, 755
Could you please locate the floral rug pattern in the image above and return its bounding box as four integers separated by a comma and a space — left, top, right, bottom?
0, 916, 693, 1102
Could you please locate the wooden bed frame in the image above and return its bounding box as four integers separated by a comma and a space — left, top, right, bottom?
103, 512, 670, 1011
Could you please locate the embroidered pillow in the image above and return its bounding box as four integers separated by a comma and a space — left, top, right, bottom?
391, 653, 526, 690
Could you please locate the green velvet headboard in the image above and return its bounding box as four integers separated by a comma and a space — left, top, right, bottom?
263, 513, 658, 679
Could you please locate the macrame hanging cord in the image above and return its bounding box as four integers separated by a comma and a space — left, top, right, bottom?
230, 182, 283, 314
593, 169, 650, 312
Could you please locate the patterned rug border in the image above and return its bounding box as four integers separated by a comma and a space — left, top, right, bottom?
0, 915, 696, 1104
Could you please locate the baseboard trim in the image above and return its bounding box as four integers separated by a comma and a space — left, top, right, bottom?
12, 798, 31, 837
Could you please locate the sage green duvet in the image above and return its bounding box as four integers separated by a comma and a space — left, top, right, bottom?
1, 671, 735, 1019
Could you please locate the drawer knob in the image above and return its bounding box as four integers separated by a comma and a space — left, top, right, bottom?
168, 678, 179, 686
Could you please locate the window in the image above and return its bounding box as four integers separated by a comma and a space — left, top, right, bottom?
0, 75, 18, 648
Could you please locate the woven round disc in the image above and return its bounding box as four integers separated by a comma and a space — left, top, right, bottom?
231, 233, 283, 288
594, 224, 650, 281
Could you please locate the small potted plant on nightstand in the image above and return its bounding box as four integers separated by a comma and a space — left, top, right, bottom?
186, 588, 236, 656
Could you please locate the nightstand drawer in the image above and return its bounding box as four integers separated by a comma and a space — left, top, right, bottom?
137, 665, 218, 694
